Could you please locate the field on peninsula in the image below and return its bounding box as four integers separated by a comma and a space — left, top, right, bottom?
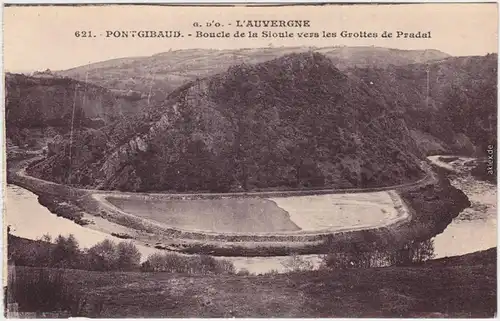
101, 189, 408, 235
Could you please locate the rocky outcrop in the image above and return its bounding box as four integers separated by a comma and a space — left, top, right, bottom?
5, 73, 148, 150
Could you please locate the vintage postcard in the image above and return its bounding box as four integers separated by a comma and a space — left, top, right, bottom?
2, 3, 497, 318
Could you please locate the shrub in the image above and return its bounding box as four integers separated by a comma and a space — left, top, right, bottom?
9, 236, 53, 267
322, 252, 363, 270
438, 156, 459, 163
262, 269, 279, 276
111, 232, 133, 239
214, 258, 236, 274
322, 240, 436, 270
144, 252, 187, 273
141, 252, 235, 274
322, 243, 374, 270
387, 239, 435, 266
9, 234, 143, 272
283, 253, 314, 272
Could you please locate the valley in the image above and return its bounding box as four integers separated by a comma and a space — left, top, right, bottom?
4, 45, 497, 301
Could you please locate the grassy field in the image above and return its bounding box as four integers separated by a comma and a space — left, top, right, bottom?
10, 248, 496, 318
106, 196, 300, 233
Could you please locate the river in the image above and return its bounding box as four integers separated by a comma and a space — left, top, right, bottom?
5, 155, 496, 273
429, 156, 497, 258
5, 184, 323, 274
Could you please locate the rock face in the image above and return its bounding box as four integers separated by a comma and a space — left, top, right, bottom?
5, 73, 147, 149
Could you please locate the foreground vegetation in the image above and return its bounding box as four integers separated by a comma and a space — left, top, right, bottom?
6, 248, 496, 318
8, 231, 495, 318
7, 233, 235, 274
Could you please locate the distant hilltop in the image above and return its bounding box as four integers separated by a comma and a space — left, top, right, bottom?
56, 46, 452, 103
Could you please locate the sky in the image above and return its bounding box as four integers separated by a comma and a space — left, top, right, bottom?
3, 3, 498, 72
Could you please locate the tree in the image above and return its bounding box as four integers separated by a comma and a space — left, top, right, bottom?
87, 239, 119, 271
40, 234, 52, 243
142, 253, 165, 272
51, 234, 81, 268
116, 242, 141, 271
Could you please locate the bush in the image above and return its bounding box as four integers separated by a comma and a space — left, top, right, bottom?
322, 242, 374, 270
86, 239, 119, 271
214, 258, 236, 274
387, 239, 435, 266
322, 251, 371, 269
438, 156, 459, 163
9, 236, 53, 267
111, 232, 133, 239
236, 268, 251, 276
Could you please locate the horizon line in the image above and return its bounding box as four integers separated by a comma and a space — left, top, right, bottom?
5, 45, 498, 74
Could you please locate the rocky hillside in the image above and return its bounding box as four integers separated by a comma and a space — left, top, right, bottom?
5, 73, 148, 149
21, 51, 497, 192
29, 52, 425, 192
348, 54, 497, 155
57, 47, 450, 103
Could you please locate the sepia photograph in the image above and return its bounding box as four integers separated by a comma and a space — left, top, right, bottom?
2, 3, 498, 318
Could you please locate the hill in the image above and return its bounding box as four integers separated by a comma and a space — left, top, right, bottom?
57, 46, 450, 103
13, 52, 497, 192
28, 52, 425, 191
